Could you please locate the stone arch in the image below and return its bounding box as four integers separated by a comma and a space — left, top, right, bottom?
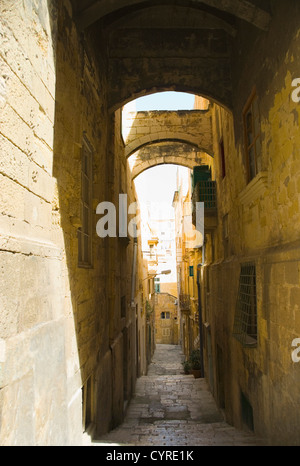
73, 0, 271, 113
128, 142, 212, 179
111, 84, 231, 115
123, 109, 213, 158
76, 1, 271, 32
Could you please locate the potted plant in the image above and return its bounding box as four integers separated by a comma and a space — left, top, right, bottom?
182, 360, 191, 375
189, 349, 202, 378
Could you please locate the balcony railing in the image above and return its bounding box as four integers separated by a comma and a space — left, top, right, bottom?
192, 180, 217, 209
192, 180, 217, 229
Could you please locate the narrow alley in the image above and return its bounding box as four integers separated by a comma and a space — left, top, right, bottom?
95, 345, 260, 446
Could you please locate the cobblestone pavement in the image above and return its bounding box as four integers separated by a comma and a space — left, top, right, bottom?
95, 345, 261, 446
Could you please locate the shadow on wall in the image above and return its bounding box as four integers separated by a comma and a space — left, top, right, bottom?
50, 1, 113, 440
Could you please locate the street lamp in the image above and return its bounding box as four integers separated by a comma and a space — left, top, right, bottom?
141, 269, 171, 281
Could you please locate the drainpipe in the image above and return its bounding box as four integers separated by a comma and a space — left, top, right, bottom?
131, 224, 138, 307
197, 264, 204, 378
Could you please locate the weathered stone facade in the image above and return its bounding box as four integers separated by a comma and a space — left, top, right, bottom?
0, 0, 147, 445
123, 109, 213, 157
155, 293, 179, 345
0, 0, 68, 445
129, 142, 211, 180
204, 71, 300, 444
175, 4, 300, 445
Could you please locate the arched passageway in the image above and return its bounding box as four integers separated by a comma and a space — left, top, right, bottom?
128, 142, 212, 180
1, 0, 300, 447
123, 109, 213, 158
74, 0, 272, 111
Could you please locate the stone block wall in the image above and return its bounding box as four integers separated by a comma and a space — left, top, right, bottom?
124, 109, 213, 157
0, 0, 143, 445
0, 0, 69, 445
202, 3, 300, 444
155, 293, 179, 345
129, 142, 211, 180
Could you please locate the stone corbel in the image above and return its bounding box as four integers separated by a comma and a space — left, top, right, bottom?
239, 171, 268, 207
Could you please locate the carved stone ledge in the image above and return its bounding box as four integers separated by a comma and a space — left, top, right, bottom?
239, 171, 268, 206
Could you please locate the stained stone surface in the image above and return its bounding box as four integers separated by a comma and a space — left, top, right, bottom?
95, 345, 262, 446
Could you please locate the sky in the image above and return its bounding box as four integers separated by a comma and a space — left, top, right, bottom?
134, 91, 194, 214
135, 164, 179, 205
135, 91, 195, 111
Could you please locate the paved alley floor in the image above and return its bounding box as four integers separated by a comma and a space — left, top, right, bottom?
95, 345, 261, 446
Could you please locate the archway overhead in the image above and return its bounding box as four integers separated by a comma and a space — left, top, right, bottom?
126, 136, 213, 159
71, 1, 272, 112
74, 1, 271, 32
103, 6, 238, 37
123, 109, 213, 158
128, 141, 212, 179
109, 70, 232, 114
112, 85, 229, 115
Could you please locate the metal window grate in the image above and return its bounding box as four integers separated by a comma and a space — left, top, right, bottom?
193, 181, 217, 209
233, 263, 257, 347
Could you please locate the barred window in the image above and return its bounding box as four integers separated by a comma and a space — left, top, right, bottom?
78, 137, 93, 267
233, 263, 257, 347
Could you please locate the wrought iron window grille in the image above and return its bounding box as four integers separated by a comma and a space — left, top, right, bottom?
233, 263, 257, 347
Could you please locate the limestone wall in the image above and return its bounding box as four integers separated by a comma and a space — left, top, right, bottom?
0, 0, 69, 445
124, 109, 213, 157
0, 0, 143, 445
129, 142, 212, 180
203, 4, 300, 444
155, 293, 179, 345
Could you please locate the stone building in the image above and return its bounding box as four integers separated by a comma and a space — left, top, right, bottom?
0, 0, 300, 447
155, 293, 179, 345
173, 166, 204, 360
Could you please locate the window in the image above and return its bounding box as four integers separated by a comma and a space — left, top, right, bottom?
148, 278, 152, 296
189, 266, 194, 277
223, 214, 229, 257
219, 138, 226, 179
78, 137, 93, 267
154, 277, 160, 293
161, 312, 170, 319
149, 244, 155, 258
206, 267, 210, 294
121, 295, 126, 319
233, 263, 257, 347
243, 90, 262, 182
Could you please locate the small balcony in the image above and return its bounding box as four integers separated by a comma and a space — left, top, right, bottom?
192, 180, 217, 231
